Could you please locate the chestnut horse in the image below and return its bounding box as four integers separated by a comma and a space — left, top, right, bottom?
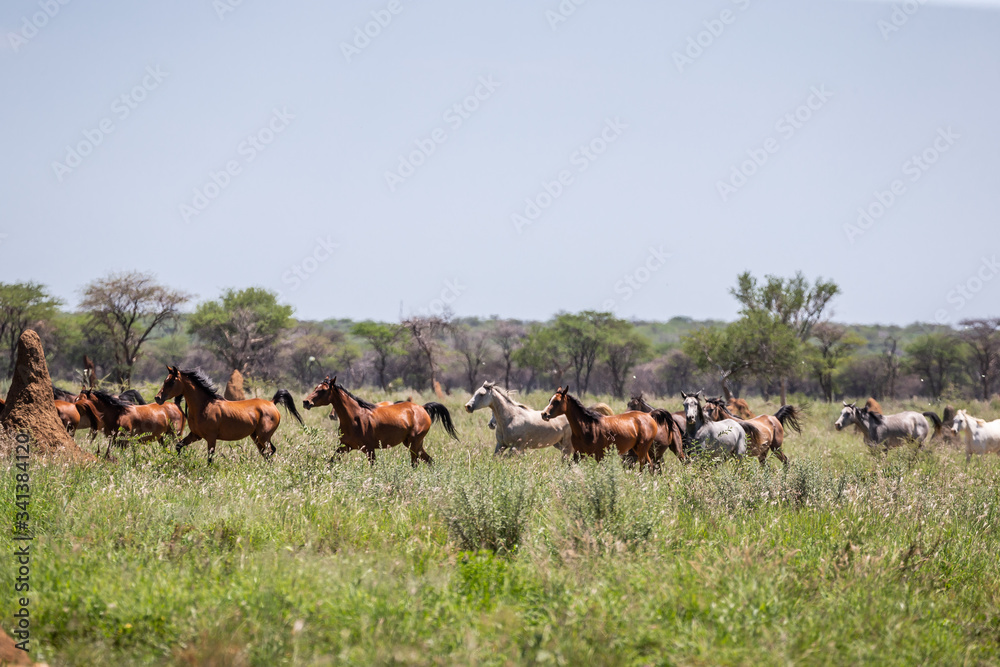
622, 395, 686, 467
704, 397, 799, 467
84, 390, 186, 457
154, 367, 302, 463
540, 387, 664, 467
303, 376, 457, 465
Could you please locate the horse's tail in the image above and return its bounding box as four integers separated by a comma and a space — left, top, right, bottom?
923, 411, 943, 439
424, 402, 458, 439
774, 404, 803, 434
736, 419, 766, 446
272, 389, 304, 425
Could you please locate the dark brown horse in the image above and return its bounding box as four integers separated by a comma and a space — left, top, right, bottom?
705, 397, 799, 467
154, 367, 302, 463
541, 387, 663, 467
628, 393, 688, 433
624, 395, 686, 467
85, 390, 186, 457
302, 376, 456, 465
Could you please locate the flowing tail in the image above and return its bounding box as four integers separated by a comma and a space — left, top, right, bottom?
923, 411, 943, 439
774, 404, 803, 434
272, 389, 304, 425
424, 402, 458, 439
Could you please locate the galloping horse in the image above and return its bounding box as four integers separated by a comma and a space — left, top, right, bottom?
834, 402, 937, 451
154, 367, 302, 463
951, 410, 1000, 462
540, 386, 663, 467
681, 391, 762, 460
624, 394, 686, 466
465, 381, 573, 456
704, 397, 799, 467
628, 393, 688, 433
85, 390, 186, 457
303, 376, 457, 465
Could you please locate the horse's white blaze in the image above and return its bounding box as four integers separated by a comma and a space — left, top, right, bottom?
465, 381, 573, 455
951, 409, 1000, 462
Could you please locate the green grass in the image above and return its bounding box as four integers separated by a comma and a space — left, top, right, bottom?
2, 392, 1000, 665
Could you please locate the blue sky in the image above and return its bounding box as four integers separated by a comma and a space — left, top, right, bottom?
2, 0, 998, 326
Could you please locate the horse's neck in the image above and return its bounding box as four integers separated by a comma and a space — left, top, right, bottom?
564, 401, 595, 440
330, 389, 364, 434
182, 382, 216, 419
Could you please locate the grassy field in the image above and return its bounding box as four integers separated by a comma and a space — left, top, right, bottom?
3, 390, 1000, 665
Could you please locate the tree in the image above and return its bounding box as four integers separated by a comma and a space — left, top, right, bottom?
188, 287, 292, 377
283, 324, 343, 387
351, 321, 403, 391
552, 311, 615, 395
730, 271, 840, 402
807, 322, 865, 402
80, 271, 190, 385
490, 320, 526, 389
959, 318, 1000, 400
452, 325, 493, 393
906, 333, 966, 399
402, 316, 450, 392
514, 323, 569, 391
603, 320, 651, 399
0, 282, 62, 377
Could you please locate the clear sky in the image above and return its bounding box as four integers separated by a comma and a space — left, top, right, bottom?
2, 0, 998, 326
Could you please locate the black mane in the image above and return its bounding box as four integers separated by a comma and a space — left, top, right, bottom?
334, 382, 378, 410
90, 389, 130, 412
180, 368, 223, 400
565, 392, 602, 423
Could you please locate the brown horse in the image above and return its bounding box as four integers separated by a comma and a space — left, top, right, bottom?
705, 397, 799, 467
84, 390, 186, 456
154, 367, 302, 463
541, 387, 663, 467
302, 376, 457, 465
623, 395, 686, 467
628, 393, 688, 433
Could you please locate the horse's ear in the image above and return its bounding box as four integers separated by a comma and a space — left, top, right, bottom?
331, 376, 337, 385
842, 401, 848, 406
681, 391, 688, 399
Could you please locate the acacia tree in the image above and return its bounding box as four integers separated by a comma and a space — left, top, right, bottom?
490, 320, 526, 389
807, 322, 865, 402
959, 318, 1000, 400
603, 320, 651, 399
80, 271, 190, 385
552, 311, 615, 396
452, 324, 493, 393
906, 332, 966, 399
514, 323, 569, 391
188, 287, 292, 377
351, 321, 403, 391
731, 271, 840, 403
0, 282, 62, 377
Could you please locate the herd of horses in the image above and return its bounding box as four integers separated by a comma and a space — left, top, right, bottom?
30, 367, 1000, 467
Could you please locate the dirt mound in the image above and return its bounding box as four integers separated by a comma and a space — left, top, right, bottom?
224, 369, 245, 401
0, 628, 33, 665
0, 330, 92, 461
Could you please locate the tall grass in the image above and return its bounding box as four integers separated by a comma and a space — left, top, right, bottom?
1, 392, 999, 664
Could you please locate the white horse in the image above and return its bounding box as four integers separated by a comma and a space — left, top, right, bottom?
834, 402, 934, 450
951, 409, 1000, 462
681, 391, 754, 459
465, 381, 573, 456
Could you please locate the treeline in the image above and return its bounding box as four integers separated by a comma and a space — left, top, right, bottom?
1, 271, 997, 402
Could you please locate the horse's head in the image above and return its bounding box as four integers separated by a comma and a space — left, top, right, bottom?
951, 409, 968, 434
154, 366, 182, 405
465, 381, 495, 414
834, 402, 857, 431
626, 394, 644, 412
303, 375, 335, 410
703, 397, 727, 421
680, 391, 702, 424
541, 386, 569, 421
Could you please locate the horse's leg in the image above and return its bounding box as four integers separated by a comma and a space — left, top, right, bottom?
409, 432, 433, 466
178, 431, 202, 456
206, 438, 218, 464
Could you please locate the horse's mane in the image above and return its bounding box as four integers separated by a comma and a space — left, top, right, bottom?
334, 382, 378, 410
706, 397, 736, 419
180, 369, 223, 400
565, 393, 602, 423
90, 389, 130, 413
865, 408, 884, 425
490, 385, 531, 410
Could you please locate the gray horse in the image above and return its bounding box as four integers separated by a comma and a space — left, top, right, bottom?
681, 391, 757, 459
834, 402, 940, 450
